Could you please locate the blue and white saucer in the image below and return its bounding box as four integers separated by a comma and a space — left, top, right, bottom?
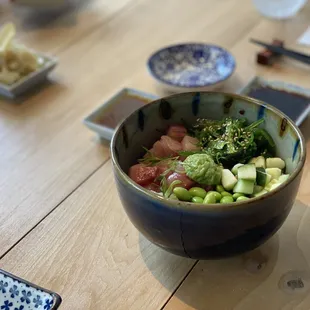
147, 43, 236, 92
0, 269, 61, 310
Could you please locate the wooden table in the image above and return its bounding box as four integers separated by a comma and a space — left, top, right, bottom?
1, 1, 310, 309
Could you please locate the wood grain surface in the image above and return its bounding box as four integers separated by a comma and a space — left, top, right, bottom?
0, 161, 195, 310
1, 0, 310, 309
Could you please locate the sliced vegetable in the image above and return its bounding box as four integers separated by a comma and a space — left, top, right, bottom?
253, 185, 264, 194
221, 169, 237, 191
248, 158, 256, 164
237, 164, 256, 180
265, 179, 279, 191
255, 156, 266, 168
269, 183, 282, 191
253, 189, 268, 197
266, 157, 285, 169
256, 167, 272, 186
266, 168, 282, 180
278, 174, 290, 183
231, 163, 244, 175
233, 179, 255, 195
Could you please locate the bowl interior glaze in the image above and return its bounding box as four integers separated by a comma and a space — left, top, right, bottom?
112, 92, 304, 184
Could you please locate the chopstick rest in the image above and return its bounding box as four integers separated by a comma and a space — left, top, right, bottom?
256, 39, 284, 66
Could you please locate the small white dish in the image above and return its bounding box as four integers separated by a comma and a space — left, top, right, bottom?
0, 51, 58, 99
83, 88, 158, 141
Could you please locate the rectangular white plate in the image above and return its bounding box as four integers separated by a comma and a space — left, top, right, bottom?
83, 88, 158, 141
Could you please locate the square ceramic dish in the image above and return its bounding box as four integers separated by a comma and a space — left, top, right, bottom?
83, 87, 158, 141
238, 76, 310, 126
0, 52, 58, 99
0, 269, 62, 310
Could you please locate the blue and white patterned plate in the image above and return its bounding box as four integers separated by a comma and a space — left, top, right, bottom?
0, 269, 61, 310
147, 43, 236, 92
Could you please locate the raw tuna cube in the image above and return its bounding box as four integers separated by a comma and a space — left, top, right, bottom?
167, 172, 195, 189
181, 135, 200, 151
167, 125, 187, 142
129, 164, 159, 185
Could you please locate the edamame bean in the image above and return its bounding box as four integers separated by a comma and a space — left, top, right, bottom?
192, 196, 204, 203
206, 191, 221, 202
189, 187, 207, 199
232, 193, 244, 200
221, 191, 232, 197
220, 196, 234, 204
173, 187, 192, 201
216, 185, 225, 193
203, 193, 217, 204
236, 196, 250, 202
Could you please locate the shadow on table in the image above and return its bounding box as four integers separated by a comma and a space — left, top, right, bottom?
0, 79, 68, 118
139, 232, 279, 308
11, 0, 92, 30
139, 200, 310, 309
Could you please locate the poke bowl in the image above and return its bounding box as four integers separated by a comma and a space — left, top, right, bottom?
111, 92, 305, 259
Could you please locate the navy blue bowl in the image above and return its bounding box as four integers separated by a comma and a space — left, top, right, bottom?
111, 92, 305, 259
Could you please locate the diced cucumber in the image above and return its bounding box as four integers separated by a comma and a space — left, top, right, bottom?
248, 158, 257, 164
238, 164, 256, 180
266, 157, 285, 169
221, 169, 237, 191
266, 168, 282, 180
266, 173, 272, 185
256, 167, 266, 186
278, 174, 290, 184
265, 179, 279, 191
255, 156, 266, 168
253, 189, 268, 197
253, 185, 263, 194
231, 163, 244, 175
233, 179, 255, 195
270, 183, 281, 191
256, 168, 272, 186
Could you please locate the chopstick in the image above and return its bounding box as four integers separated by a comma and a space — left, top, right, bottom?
250, 38, 310, 65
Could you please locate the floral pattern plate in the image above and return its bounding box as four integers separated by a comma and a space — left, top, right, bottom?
0, 269, 61, 310
147, 43, 236, 92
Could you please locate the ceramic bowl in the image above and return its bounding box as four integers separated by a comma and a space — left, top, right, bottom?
0, 269, 61, 310
111, 92, 305, 259
147, 43, 236, 92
